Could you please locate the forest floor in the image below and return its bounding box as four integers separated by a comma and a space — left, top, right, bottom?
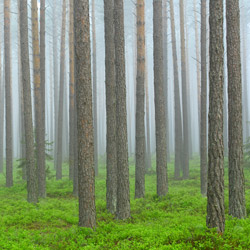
0, 157, 250, 249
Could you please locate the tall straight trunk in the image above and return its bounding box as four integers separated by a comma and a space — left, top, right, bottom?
114, 0, 130, 220
4, 0, 13, 187
92, 0, 98, 176
0, 34, 3, 173
200, 0, 207, 196
49, 51, 54, 146
145, 54, 152, 171
179, 0, 189, 179
40, 0, 46, 165
193, 0, 201, 145
31, 0, 46, 197
53, 0, 59, 168
207, 0, 225, 233
163, 0, 170, 163
169, 0, 182, 179
19, 0, 38, 204
74, 0, 96, 228
223, 66, 228, 156
56, 0, 66, 180
18, 3, 26, 180
227, 0, 246, 219
153, 0, 168, 197
135, 0, 146, 199
73, 90, 78, 196
69, 0, 75, 180
104, 0, 117, 214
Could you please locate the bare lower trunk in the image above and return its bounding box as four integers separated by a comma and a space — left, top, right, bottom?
207, 0, 225, 233
227, 0, 246, 219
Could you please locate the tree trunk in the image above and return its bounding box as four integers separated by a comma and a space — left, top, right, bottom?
207, 0, 225, 233
169, 0, 182, 179
104, 0, 117, 214
74, 0, 96, 228
135, 0, 146, 199
200, 0, 207, 196
4, 0, 13, 187
19, 0, 38, 204
0, 32, 4, 173
114, 0, 130, 220
179, 0, 189, 179
40, 0, 46, 168
163, 0, 170, 163
69, 0, 75, 180
56, 0, 66, 180
153, 0, 168, 196
92, 0, 98, 177
31, 0, 46, 197
227, 0, 246, 219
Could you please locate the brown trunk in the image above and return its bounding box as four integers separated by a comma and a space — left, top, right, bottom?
69, 0, 75, 180
104, 0, 117, 214
20, 0, 38, 204
227, 0, 246, 218
0, 31, 3, 173
179, 0, 189, 179
56, 0, 67, 180
163, 0, 170, 163
92, 0, 98, 177
169, 0, 182, 179
32, 0, 46, 197
200, 0, 207, 196
153, 0, 168, 196
114, 0, 130, 220
135, 0, 146, 199
74, 0, 96, 228
207, 0, 225, 233
4, 0, 13, 187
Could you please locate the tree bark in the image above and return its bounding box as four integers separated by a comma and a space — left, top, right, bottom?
226, 0, 246, 219
207, 0, 225, 233
200, 0, 207, 196
179, 0, 189, 179
74, 0, 96, 228
19, 0, 38, 204
0, 30, 4, 173
69, 0, 75, 180
169, 0, 182, 179
104, 0, 117, 214
32, 0, 46, 197
4, 0, 13, 187
135, 0, 146, 199
56, 0, 66, 180
153, 0, 168, 196
114, 0, 130, 220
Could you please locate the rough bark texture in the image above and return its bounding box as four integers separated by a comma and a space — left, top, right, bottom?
32, 0, 46, 197
206, 0, 225, 233
40, 0, 46, 171
135, 0, 146, 199
56, 0, 66, 180
4, 0, 13, 187
169, 0, 182, 179
104, 0, 117, 214
19, 0, 38, 204
69, 0, 75, 180
92, 0, 98, 177
179, 0, 189, 179
200, 0, 207, 196
0, 27, 4, 174
114, 0, 130, 220
153, 0, 168, 197
163, 0, 170, 163
74, 0, 96, 228
226, 0, 246, 219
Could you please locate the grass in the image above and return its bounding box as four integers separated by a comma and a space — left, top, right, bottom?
0, 157, 250, 249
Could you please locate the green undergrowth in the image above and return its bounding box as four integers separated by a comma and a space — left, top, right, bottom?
0, 157, 250, 249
